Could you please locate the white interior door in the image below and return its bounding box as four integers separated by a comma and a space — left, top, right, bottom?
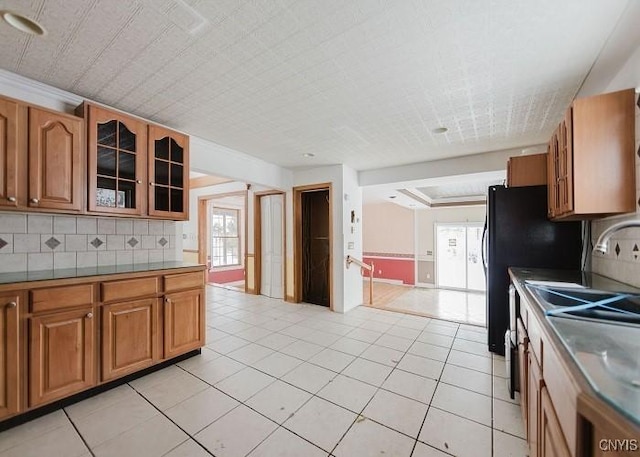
260, 194, 284, 299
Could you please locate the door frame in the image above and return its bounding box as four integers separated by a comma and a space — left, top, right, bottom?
293, 183, 333, 310
254, 190, 287, 297
434, 221, 485, 292
197, 190, 248, 290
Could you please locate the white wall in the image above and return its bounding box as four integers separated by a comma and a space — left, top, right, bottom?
342, 165, 363, 313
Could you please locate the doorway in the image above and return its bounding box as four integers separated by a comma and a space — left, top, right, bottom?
197, 191, 247, 291
254, 192, 285, 299
436, 223, 485, 292
294, 184, 332, 308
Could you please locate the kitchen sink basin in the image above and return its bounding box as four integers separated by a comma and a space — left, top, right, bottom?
527, 285, 640, 324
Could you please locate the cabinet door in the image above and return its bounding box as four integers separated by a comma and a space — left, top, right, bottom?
87, 105, 147, 215
29, 307, 95, 407
102, 298, 160, 381
0, 293, 20, 419
540, 387, 571, 457
148, 125, 189, 220
528, 351, 543, 457
28, 107, 83, 211
547, 131, 562, 218
0, 97, 26, 209
164, 289, 204, 359
559, 108, 573, 214
516, 318, 529, 435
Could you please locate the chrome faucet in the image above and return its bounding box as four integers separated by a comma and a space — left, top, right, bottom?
593, 219, 640, 254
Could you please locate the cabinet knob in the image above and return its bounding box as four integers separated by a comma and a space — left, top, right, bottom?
136, 180, 142, 184
31, 198, 39, 204
150, 182, 155, 187
86, 312, 93, 319
6, 301, 17, 308
7, 196, 16, 202
165, 298, 171, 304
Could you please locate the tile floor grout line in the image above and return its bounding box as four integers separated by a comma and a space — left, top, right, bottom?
325, 325, 428, 456
410, 324, 458, 456
62, 408, 97, 457
126, 382, 217, 457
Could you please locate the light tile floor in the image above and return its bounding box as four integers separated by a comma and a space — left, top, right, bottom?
380, 287, 487, 326
0, 286, 527, 457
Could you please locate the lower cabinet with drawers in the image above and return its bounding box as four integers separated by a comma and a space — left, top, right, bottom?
0, 265, 205, 423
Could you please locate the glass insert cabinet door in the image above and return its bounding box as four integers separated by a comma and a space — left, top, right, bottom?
87, 105, 147, 215
148, 124, 189, 219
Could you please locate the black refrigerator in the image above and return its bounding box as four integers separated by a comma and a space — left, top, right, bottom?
483, 185, 582, 355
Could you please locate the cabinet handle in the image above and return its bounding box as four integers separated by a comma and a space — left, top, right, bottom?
31, 198, 39, 204
86, 312, 93, 319
136, 180, 142, 184
6, 301, 17, 308
7, 196, 16, 202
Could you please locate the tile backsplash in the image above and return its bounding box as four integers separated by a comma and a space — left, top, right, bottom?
591, 93, 640, 287
0, 213, 182, 273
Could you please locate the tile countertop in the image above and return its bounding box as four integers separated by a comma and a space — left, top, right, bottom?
0, 261, 205, 285
510, 267, 640, 427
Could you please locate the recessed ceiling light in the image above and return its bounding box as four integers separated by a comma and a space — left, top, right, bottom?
431, 127, 448, 134
389, 196, 396, 199
302, 153, 315, 158
1, 11, 46, 36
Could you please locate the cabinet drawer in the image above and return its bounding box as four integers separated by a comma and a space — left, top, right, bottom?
164, 271, 204, 293
101, 277, 160, 302
30, 284, 95, 313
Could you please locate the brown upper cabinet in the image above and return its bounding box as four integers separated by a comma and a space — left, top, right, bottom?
507, 152, 548, 187
0, 95, 83, 213
148, 125, 189, 220
547, 89, 636, 220
81, 103, 189, 220
85, 104, 147, 216
0, 97, 26, 209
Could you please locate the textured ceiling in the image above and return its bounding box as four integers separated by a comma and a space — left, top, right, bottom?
417, 179, 503, 200
0, 0, 630, 170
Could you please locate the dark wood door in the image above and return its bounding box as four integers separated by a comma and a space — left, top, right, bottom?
28, 107, 83, 212
87, 104, 147, 215
148, 124, 189, 220
102, 298, 160, 381
29, 307, 96, 407
164, 289, 204, 359
0, 97, 26, 209
0, 293, 20, 419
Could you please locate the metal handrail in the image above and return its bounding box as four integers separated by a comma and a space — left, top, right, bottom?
346, 255, 374, 304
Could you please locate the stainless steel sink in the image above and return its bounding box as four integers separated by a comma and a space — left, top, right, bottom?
527, 285, 640, 324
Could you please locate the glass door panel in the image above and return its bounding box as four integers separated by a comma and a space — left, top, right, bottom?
436, 226, 467, 289
436, 224, 486, 292
466, 225, 486, 291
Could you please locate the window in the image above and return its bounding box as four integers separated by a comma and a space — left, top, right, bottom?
211, 208, 240, 266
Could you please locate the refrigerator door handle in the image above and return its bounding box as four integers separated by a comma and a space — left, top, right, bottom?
481, 216, 488, 271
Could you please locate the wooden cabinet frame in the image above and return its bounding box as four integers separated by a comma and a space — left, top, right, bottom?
0, 293, 20, 420
0, 97, 27, 210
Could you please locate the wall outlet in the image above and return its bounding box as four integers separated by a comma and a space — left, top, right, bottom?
347, 242, 354, 249
426, 250, 433, 256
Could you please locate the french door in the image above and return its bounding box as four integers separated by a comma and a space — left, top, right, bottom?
436, 223, 485, 291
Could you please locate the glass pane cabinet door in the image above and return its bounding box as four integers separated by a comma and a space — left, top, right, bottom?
88, 105, 146, 215
148, 125, 188, 219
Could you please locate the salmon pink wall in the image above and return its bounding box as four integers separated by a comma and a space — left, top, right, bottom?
363, 256, 415, 285
208, 268, 245, 284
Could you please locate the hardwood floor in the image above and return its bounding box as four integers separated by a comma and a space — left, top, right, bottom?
364, 281, 411, 307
